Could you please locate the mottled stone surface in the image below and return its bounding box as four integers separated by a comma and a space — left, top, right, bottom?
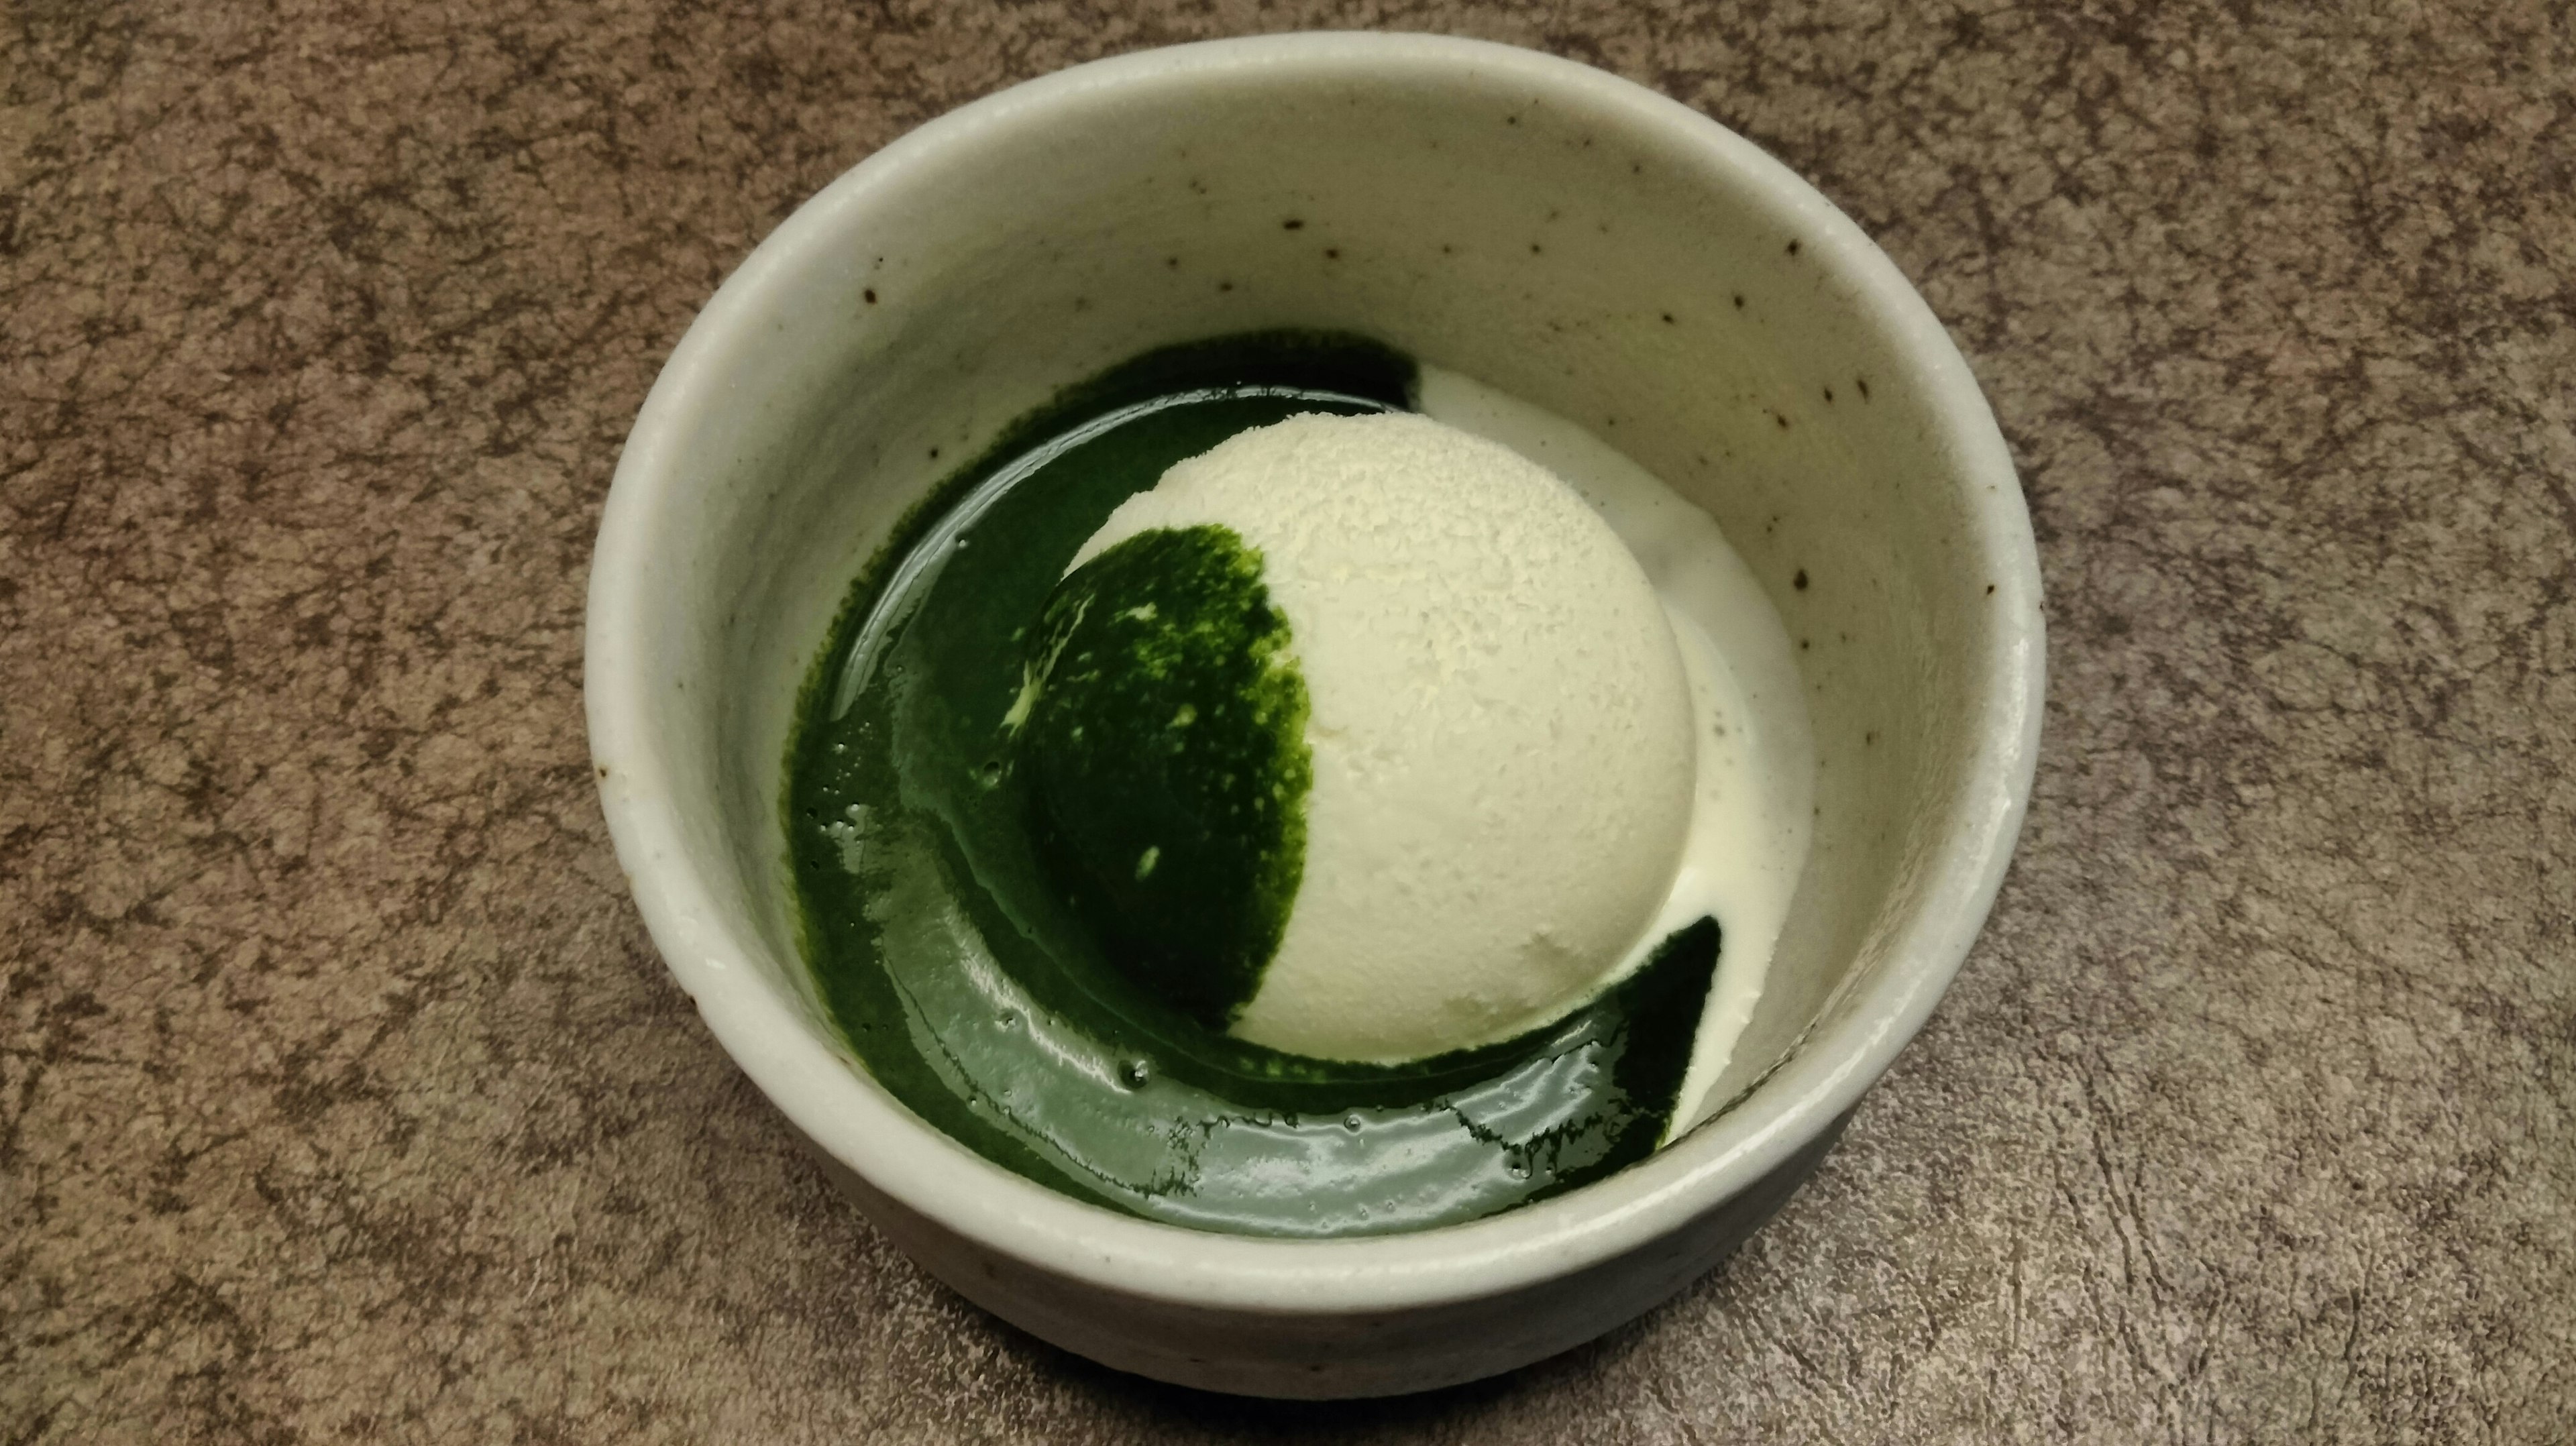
5, 1, 2572, 1440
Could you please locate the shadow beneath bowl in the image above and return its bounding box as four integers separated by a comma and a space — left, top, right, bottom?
1041, 1347, 1540, 1438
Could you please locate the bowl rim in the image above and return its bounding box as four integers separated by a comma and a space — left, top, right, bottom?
585, 30, 2043, 1316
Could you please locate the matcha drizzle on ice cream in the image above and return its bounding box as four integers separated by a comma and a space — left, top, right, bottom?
1012, 522, 1313, 1034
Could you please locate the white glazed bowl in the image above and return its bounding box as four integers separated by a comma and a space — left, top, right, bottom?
586, 32, 2041, 1399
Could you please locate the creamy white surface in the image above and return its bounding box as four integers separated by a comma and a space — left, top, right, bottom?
1071, 412, 1698, 1062
1416, 366, 1817, 1135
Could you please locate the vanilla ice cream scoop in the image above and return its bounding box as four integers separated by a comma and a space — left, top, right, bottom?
1012, 410, 1697, 1062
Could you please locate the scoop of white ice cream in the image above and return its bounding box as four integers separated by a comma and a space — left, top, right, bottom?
1062, 410, 1696, 1062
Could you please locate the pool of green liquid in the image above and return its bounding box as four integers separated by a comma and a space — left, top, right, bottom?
784, 332, 1718, 1237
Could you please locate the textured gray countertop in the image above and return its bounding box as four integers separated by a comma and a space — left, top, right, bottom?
6, 3, 2572, 1441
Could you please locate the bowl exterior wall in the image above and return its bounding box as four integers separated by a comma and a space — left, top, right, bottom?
802, 1113, 1851, 1397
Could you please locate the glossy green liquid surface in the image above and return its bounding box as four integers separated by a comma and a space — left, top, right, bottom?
784, 333, 1718, 1237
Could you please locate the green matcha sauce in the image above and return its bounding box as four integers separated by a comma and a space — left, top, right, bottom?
1016, 523, 1313, 1033
784, 332, 1719, 1237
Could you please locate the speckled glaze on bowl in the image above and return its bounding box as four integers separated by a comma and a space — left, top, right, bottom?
585, 32, 2041, 1398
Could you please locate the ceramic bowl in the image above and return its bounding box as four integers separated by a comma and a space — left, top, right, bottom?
586, 32, 2041, 1398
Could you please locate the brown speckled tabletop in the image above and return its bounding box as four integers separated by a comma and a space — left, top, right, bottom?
7, 2, 2573, 1441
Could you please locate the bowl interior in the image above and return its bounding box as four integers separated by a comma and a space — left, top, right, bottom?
590, 36, 2035, 1290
